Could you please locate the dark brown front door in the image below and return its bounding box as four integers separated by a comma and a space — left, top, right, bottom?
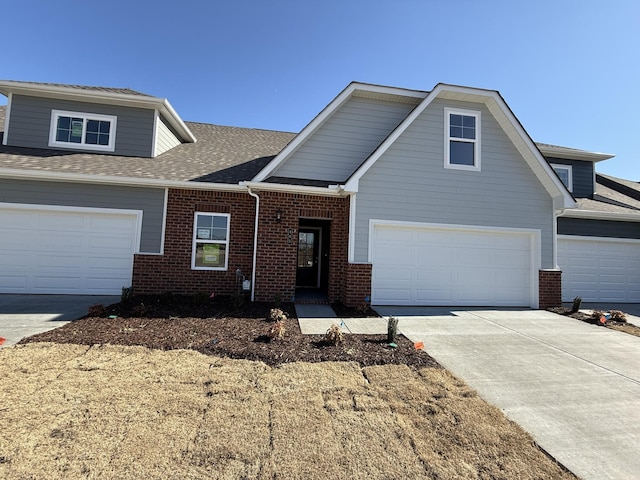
296, 228, 320, 287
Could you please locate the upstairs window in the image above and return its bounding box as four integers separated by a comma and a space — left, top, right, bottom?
192, 212, 230, 270
48, 110, 117, 152
551, 164, 573, 192
445, 108, 481, 171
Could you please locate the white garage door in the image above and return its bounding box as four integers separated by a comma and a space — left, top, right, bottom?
558, 236, 640, 302
0, 204, 141, 294
371, 223, 537, 307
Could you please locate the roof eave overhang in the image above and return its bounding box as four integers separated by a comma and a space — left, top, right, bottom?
0, 81, 196, 144
537, 144, 614, 162
559, 208, 640, 223
241, 181, 345, 197
0, 168, 244, 191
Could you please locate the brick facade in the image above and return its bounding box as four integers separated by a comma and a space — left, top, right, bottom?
133, 188, 367, 306
538, 269, 562, 309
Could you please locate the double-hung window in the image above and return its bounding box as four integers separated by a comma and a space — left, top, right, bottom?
445, 108, 481, 171
48, 110, 117, 152
551, 164, 573, 192
192, 212, 230, 270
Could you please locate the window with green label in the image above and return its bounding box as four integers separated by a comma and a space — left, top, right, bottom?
48, 109, 117, 152
192, 212, 230, 270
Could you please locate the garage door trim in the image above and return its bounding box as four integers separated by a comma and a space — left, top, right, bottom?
369, 219, 541, 308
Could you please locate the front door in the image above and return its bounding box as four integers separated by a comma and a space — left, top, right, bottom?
296, 228, 320, 287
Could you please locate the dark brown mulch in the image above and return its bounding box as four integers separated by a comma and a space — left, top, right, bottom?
20, 294, 439, 369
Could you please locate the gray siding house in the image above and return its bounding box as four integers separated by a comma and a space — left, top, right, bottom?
1, 80, 638, 307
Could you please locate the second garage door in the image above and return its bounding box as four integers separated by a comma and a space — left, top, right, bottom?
558, 236, 640, 302
371, 222, 537, 307
0, 204, 141, 295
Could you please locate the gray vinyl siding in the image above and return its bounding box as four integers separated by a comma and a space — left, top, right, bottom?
6, 94, 154, 157
155, 114, 181, 156
558, 217, 640, 239
545, 157, 594, 198
354, 98, 555, 267
273, 97, 415, 182
0, 179, 165, 253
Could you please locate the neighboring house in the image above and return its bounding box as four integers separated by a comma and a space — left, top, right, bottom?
0, 80, 636, 308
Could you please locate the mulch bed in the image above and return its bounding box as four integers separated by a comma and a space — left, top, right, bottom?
548, 306, 640, 337
20, 294, 440, 368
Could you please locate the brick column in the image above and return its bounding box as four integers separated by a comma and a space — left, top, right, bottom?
343, 263, 372, 308
539, 269, 562, 309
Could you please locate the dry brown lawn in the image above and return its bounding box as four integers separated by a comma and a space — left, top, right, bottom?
0, 343, 574, 479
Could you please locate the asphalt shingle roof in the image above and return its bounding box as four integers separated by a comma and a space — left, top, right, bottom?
0, 106, 295, 185
0, 80, 151, 97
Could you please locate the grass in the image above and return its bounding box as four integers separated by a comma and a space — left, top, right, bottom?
0, 342, 575, 479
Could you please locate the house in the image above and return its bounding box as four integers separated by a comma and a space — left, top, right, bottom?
0, 80, 637, 308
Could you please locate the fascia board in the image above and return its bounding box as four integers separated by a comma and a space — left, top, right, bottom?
344, 84, 448, 192
252, 83, 358, 182
252, 82, 426, 183
560, 208, 640, 223
241, 181, 344, 197
0, 168, 246, 191
0, 81, 195, 144
343, 83, 576, 210
537, 144, 614, 162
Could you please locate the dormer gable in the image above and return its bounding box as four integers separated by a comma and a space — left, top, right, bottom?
537, 143, 614, 198
0, 80, 195, 158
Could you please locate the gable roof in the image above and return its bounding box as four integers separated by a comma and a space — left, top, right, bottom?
0, 80, 196, 144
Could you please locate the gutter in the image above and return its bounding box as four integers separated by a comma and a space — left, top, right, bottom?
242, 181, 345, 197
246, 186, 260, 302
560, 208, 640, 223
0, 168, 247, 192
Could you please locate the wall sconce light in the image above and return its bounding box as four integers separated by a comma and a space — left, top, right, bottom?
275, 208, 283, 223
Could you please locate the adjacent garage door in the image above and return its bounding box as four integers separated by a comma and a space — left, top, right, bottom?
558, 236, 640, 302
371, 222, 537, 307
0, 204, 141, 294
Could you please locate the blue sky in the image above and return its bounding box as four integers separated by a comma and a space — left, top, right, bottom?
2, 0, 639, 179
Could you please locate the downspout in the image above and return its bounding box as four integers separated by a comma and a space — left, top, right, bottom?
247, 187, 260, 302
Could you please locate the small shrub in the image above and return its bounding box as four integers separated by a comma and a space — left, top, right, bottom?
571, 296, 582, 313
387, 316, 399, 343
268, 320, 286, 340
325, 324, 344, 345
268, 308, 287, 323
88, 304, 106, 317
121, 286, 133, 302
609, 310, 627, 322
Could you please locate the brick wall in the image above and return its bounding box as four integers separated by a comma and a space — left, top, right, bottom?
539, 269, 562, 309
133, 189, 255, 295
252, 191, 351, 304
133, 188, 368, 306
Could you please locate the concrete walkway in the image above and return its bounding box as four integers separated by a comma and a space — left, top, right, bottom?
376, 306, 640, 480
0, 294, 120, 347
295, 303, 387, 334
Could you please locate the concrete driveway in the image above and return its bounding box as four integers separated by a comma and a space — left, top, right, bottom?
377, 306, 640, 480
0, 294, 120, 347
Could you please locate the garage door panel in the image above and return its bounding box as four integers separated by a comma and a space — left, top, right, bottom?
0, 206, 139, 295
559, 237, 640, 302
372, 224, 534, 307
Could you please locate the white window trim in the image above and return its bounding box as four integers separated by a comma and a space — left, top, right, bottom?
191, 212, 230, 271
551, 163, 573, 192
48, 109, 117, 152
444, 107, 481, 172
